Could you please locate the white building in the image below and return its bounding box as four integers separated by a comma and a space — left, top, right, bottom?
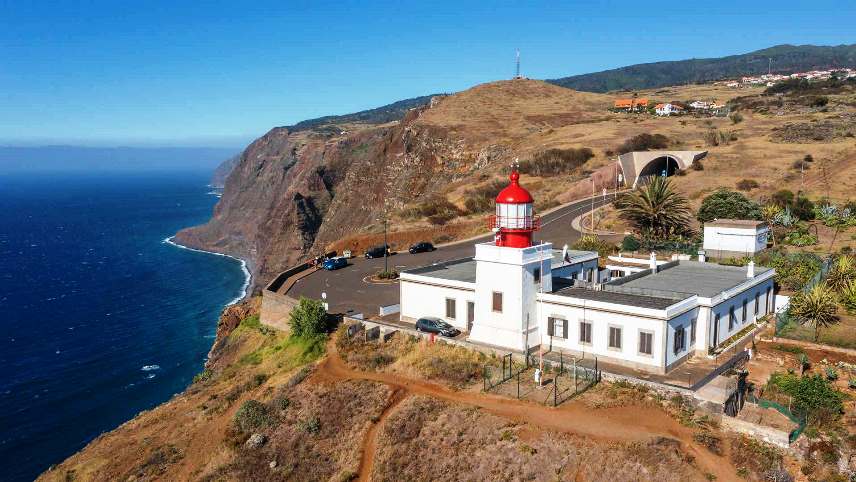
399, 173, 775, 375
703, 219, 769, 259
655, 103, 683, 116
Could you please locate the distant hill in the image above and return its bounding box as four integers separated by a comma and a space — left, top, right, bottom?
210, 154, 241, 188
547, 44, 856, 92
284, 94, 442, 133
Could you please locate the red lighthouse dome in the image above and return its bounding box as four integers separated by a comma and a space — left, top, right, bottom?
489, 169, 540, 248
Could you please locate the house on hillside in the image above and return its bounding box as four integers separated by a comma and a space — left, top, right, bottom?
614, 98, 648, 112
655, 103, 684, 116
399, 171, 775, 375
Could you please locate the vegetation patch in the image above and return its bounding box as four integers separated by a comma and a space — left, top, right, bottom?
515, 147, 594, 176
616, 133, 669, 154
398, 341, 494, 386
233, 399, 276, 433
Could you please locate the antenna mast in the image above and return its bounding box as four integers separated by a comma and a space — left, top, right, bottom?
515, 49, 521, 79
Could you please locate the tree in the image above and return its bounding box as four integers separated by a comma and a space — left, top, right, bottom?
572, 234, 615, 259
696, 189, 762, 223
620, 234, 641, 252
615, 176, 693, 239
789, 283, 839, 342
761, 204, 781, 247
288, 297, 328, 338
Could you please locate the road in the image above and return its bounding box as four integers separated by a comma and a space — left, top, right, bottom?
289, 194, 618, 316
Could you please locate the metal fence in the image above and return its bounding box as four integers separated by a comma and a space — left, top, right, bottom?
483, 351, 600, 406
745, 393, 807, 443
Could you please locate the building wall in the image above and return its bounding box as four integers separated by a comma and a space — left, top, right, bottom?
536, 300, 668, 372
708, 277, 774, 347
553, 258, 599, 282
703, 225, 768, 255
398, 279, 474, 331
665, 307, 700, 369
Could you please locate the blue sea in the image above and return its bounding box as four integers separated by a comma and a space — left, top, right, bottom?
0, 171, 247, 481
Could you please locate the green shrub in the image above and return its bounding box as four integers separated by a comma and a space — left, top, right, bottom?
193, 368, 213, 384
697, 189, 761, 223
825, 367, 839, 381
233, 400, 275, 433
463, 180, 506, 214
768, 373, 845, 421
736, 179, 759, 191
376, 270, 399, 280
616, 133, 669, 155
299, 416, 321, 434
288, 297, 328, 338
620, 234, 641, 252
516, 148, 594, 176
729, 112, 744, 124
573, 234, 615, 258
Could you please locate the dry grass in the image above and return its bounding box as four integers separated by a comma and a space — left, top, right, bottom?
396, 341, 494, 387
372, 395, 709, 482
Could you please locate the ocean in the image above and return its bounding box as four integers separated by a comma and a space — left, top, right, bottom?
0, 171, 247, 481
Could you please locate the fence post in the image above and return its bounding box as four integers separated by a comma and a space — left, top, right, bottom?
560, 351, 564, 374
483, 365, 487, 392
573, 358, 578, 392
554, 378, 558, 406
517, 371, 520, 399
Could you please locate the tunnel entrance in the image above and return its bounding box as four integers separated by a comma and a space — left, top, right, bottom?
636, 156, 680, 185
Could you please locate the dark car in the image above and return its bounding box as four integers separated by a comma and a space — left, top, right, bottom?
365, 244, 390, 259
408, 242, 435, 254
321, 257, 347, 270
415, 317, 460, 337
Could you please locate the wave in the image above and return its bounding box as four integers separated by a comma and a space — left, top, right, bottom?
141, 365, 160, 371
162, 236, 251, 306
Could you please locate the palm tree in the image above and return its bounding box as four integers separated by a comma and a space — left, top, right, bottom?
761, 204, 781, 247
615, 176, 692, 239
789, 283, 839, 342
826, 255, 856, 293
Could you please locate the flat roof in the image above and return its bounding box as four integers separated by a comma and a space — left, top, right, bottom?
551, 286, 679, 310
608, 260, 771, 298
404, 257, 477, 283
552, 249, 597, 267
705, 219, 765, 229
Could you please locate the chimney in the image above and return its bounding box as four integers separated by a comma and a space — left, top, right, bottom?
649, 252, 658, 273
698, 250, 706, 263
747, 260, 755, 278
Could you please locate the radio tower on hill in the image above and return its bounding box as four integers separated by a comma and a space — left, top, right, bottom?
514, 49, 523, 79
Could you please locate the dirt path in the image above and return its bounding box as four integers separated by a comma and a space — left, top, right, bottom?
357, 387, 408, 482
315, 340, 736, 481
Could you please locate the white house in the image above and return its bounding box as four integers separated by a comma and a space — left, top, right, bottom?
399, 172, 775, 375
655, 103, 683, 116
703, 219, 769, 259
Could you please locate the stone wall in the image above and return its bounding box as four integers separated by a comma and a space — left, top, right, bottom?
721, 415, 791, 448
260, 290, 297, 332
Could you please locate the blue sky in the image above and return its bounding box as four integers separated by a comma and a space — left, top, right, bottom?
2, 0, 854, 147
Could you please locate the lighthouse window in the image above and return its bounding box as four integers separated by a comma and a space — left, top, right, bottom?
445, 298, 456, 320
492, 292, 503, 313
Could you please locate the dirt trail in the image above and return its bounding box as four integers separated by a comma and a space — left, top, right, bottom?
357, 387, 408, 482
315, 340, 736, 481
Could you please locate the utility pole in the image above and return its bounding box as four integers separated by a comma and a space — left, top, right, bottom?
383, 213, 389, 273
590, 177, 595, 233
515, 49, 521, 79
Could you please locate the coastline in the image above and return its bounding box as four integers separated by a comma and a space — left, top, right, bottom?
162, 236, 251, 306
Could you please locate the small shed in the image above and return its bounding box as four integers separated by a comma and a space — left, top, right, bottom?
703, 219, 769, 259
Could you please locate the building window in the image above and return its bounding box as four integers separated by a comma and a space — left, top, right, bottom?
608, 326, 622, 350
728, 307, 735, 330
742, 300, 748, 324
754, 293, 760, 315
639, 331, 653, 355
492, 292, 503, 313
548, 317, 567, 339
533, 267, 541, 283
586, 268, 594, 283
445, 298, 456, 319
467, 301, 474, 324
766, 287, 773, 314
674, 326, 686, 355
579, 321, 592, 344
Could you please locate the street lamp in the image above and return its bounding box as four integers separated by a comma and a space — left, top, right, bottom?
377, 208, 389, 273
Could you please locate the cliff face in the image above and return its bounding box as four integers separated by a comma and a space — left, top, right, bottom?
175, 80, 614, 289
210, 154, 241, 188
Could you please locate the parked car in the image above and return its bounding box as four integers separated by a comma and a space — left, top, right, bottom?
321, 257, 348, 270
415, 317, 460, 337
365, 244, 390, 259
408, 242, 435, 254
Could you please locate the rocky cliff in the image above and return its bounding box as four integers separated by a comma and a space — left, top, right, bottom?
174, 80, 617, 289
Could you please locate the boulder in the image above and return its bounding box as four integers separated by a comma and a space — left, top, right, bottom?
245, 433, 267, 449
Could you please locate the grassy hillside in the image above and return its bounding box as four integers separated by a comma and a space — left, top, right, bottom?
548, 44, 856, 92
284, 94, 443, 133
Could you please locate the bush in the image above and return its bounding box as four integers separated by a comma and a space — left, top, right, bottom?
288, 297, 328, 338
811, 96, 829, 108
763, 252, 822, 291
697, 189, 762, 223
792, 159, 811, 171
573, 234, 615, 258
299, 416, 321, 434
402, 195, 461, 225
730, 112, 744, 124
463, 180, 506, 214
233, 400, 275, 433
736, 179, 759, 191
690, 159, 704, 171
376, 270, 399, 280
767, 373, 844, 422
616, 133, 669, 155
192, 368, 213, 384
792, 196, 815, 221
771, 189, 794, 208
516, 148, 594, 176
620, 234, 641, 252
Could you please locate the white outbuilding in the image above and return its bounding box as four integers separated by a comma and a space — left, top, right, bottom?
702, 219, 769, 259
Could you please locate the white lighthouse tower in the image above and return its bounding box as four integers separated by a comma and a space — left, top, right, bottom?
468, 168, 553, 352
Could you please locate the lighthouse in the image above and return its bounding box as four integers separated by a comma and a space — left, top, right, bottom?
490, 170, 540, 248
468, 168, 553, 351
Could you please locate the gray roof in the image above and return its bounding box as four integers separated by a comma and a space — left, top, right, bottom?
551, 249, 596, 267
405, 257, 477, 283
551, 286, 679, 310
607, 260, 771, 298
705, 219, 765, 229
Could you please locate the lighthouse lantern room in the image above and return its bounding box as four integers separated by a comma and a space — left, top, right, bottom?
490, 169, 540, 248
